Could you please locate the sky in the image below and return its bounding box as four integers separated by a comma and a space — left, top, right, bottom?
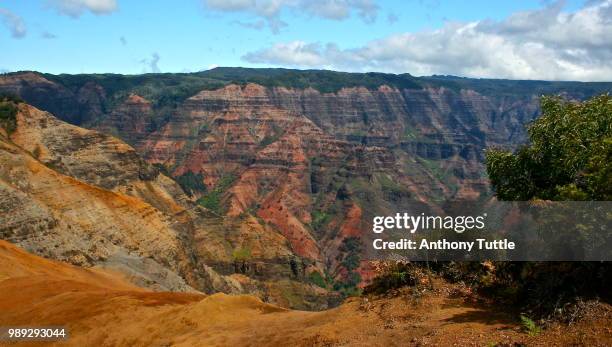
1, 0, 611, 81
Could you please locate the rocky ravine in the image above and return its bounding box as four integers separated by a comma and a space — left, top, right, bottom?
0, 102, 335, 309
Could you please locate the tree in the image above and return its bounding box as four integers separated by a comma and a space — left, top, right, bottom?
486, 94, 612, 201
484, 94, 612, 319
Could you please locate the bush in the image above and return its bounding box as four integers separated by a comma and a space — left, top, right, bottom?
175, 171, 207, 196
433, 260, 611, 321
364, 262, 429, 295
308, 271, 327, 288
338, 237, 361, 271
197, 174, 236, 214
198, 193, 222, 214
520, 315, 541, 336
310, 210, 331, 232
0, 96, 20, 134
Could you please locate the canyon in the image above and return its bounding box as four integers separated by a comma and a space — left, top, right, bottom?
0, 68, 610, 307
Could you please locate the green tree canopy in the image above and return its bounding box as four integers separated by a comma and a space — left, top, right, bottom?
486, 94, 612, 201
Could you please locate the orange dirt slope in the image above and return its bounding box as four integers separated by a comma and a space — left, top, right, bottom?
0, 240, 610, 347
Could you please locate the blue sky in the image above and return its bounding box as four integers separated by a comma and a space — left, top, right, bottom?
1, 0, 610, 81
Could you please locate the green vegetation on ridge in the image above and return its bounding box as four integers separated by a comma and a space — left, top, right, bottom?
197, 174, 237, 215
21, 67, 608, 114
175, 171, 207, 197
0, 95, 22, 134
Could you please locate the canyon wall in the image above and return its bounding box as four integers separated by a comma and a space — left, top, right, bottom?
1, 69, 610, 303
0, 102, 336, 309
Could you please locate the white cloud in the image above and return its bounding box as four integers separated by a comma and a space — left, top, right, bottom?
244, 41, 330, 66
203, 0, 378, 33
48, 0, 118, 17
0, 8, 26, 38
140, 53, 161, 73
243, 0, 612, 81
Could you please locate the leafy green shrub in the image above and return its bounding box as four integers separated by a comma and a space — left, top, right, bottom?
336, 279, 362, 297
259, 134, 278, 148
377, 173, 410, 199
0, 95, 21, 134
520, 315, 541, 336
310, 210, 331, 232
152, 163, 171, 176
308, 271, 327, 288
176, 171, 207, 196
196, 174, 237, 214
338, 237, 361, 271
198, 194, 221, 214
329, 237, 364, 297
364, 262, 425, 295
259, 125, 283, 148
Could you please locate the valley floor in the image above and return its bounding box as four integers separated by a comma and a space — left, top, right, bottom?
0, 240, 609, 347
